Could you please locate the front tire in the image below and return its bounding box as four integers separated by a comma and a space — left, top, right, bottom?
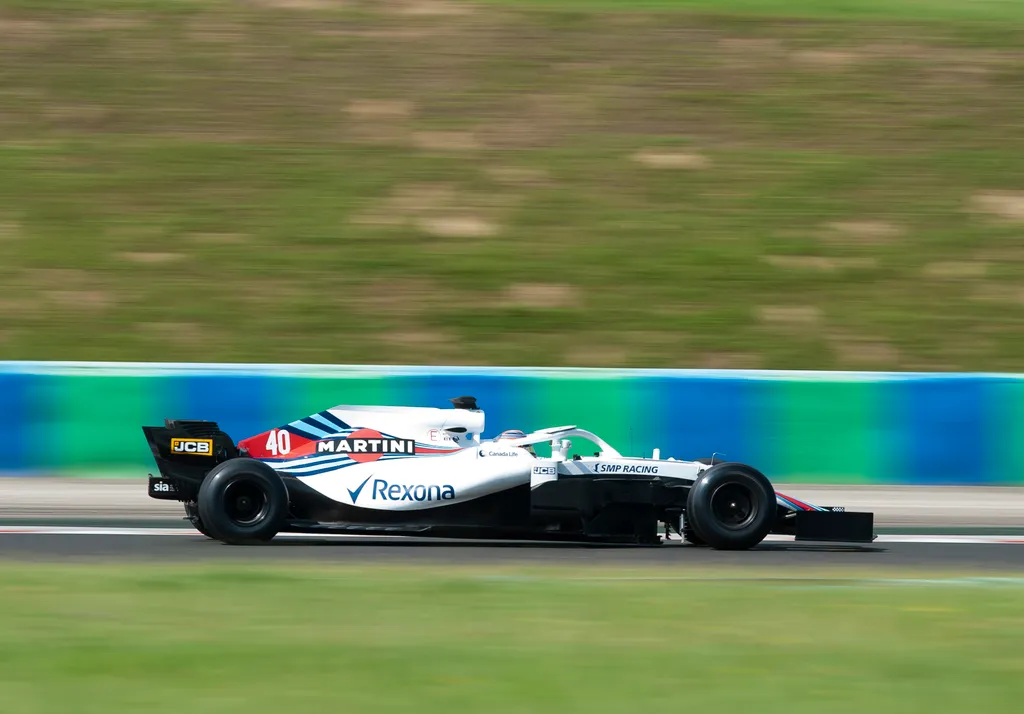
197, 458, 288, 544
685, 462, 774, 550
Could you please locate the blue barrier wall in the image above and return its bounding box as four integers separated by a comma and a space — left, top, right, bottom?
0, 362, 1021, 484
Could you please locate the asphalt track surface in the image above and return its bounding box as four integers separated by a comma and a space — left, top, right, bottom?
3, 529, 1024, 571
2, 481, 1023, 571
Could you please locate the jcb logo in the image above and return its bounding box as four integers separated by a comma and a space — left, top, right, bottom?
170, 438, 213, 456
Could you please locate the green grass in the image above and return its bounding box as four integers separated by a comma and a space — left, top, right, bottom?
475, 0, 1024, 23
2, 564, 1024, 713
0, 0, 1023, 369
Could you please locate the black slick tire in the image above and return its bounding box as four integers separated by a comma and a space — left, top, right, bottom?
685, 462, 775, 550
197, 458, 288, 545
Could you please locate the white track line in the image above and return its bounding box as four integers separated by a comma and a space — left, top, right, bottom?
0, 526, 1023, 544
778, 534, 1024, 544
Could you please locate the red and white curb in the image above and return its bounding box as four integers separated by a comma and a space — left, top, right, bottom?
0, 526, 1023, 544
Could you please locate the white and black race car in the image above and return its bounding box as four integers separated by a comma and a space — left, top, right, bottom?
143, 396, 874, 549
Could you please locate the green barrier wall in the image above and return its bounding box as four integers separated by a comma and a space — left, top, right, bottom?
1, 362, 1022, 484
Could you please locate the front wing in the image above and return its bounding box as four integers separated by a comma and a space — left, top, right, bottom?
789, 509, 875, 542
773, 491, 875, 543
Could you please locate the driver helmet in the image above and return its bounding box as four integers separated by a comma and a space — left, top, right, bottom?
496, 429, 536, 455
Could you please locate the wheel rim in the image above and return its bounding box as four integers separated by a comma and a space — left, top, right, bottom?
710, 482, 756, 529
223, 479, 270, 527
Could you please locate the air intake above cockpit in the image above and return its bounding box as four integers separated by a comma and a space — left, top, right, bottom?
449, 396, 478, 410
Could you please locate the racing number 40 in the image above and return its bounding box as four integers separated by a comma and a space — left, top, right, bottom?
265, 429, 291, 456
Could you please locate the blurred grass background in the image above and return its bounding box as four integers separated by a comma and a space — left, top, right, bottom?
2, 563, 1024, 714
0, 0, 1022, 369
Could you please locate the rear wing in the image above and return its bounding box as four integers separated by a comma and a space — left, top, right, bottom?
142, 419, 239, 494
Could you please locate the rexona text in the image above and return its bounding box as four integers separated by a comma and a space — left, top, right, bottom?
372, 479, 456, 502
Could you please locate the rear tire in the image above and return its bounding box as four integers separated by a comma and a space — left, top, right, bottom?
197, 458, 288, 544
685, 462, 774, 550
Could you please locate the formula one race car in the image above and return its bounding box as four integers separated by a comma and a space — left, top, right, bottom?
142, 396, 874, 549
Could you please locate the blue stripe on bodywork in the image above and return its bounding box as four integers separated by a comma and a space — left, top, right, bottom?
315, 410, 350, 430
264, 453, 414, 477
295, 418, 334, 438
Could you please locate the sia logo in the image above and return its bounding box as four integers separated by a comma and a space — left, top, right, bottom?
316, 428, 417, 463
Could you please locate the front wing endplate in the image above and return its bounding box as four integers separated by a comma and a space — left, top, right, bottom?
794, 510, 875, 543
